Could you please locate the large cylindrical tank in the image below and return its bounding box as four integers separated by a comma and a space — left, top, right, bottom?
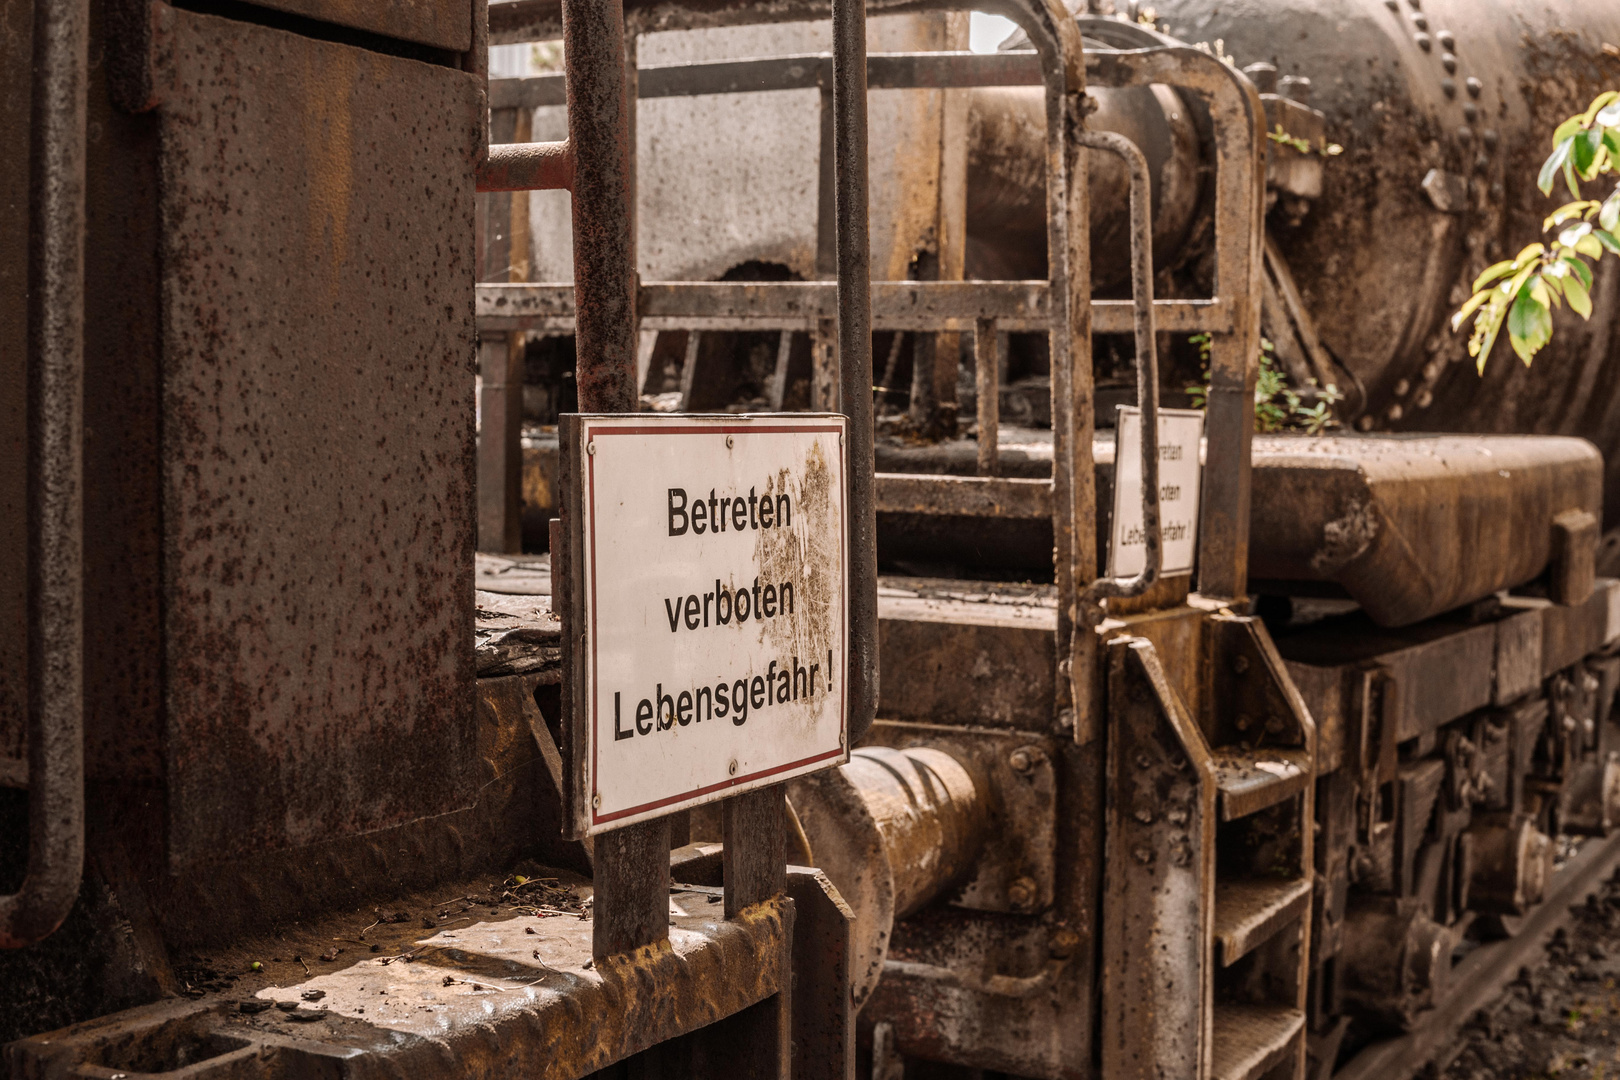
972, 1, 1620, 536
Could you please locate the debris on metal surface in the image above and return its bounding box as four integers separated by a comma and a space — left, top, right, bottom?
9, 0, 1620, 1077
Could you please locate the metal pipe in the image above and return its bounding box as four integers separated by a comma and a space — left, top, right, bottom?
4, 0, 88, 949
832, 0, 877, 745
563, 0, 638, 413
788, 745, 988, 1008
1077, 130, 1160, 608
478, 140, 575, 192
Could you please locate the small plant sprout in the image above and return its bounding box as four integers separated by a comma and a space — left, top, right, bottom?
1454, 90, 1620, 371
1185, 333, 1342, 434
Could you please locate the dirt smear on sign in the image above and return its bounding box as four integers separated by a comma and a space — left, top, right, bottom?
755, 438, 839, 734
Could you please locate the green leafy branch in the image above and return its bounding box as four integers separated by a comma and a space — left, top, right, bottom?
1453, 90, 1620, 371
1266, 124, 1344, 158
1186, 333, 1343, 434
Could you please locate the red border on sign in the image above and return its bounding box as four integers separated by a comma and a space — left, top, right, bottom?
583, 420, 849, 830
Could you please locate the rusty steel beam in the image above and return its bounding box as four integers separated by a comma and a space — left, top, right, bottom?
564, 0, 638, 414
488, 50, 1044, 111
874, 473, 1051, 519
476, 281, 1230, 334
5, 0, 88, 950
832, 0, 877, 746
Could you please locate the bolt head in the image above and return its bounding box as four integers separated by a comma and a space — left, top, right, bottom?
1009, 747, 1036, 774
1008, 876, 1038, 908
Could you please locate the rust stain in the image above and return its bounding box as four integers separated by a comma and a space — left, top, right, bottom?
301, 47, 355, 295
755, 440, 838, 732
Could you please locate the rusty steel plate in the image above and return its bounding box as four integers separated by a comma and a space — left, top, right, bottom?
151, 8, 481, 866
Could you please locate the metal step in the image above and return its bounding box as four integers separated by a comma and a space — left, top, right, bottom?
1211, 747, 1311, 820
1212, 1004, 1304, 1080
1214, 876, 1313, 965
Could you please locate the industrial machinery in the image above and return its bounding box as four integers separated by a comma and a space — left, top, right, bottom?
6, 1, 1620, 1080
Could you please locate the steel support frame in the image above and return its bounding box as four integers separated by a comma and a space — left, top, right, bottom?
5, 0, 89, 949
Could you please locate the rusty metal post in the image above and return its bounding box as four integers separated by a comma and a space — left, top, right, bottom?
477, 337, 523, 553
974, 317, 999, 476
1102, 637, 1216, 1079
557, 0, 670, 961
1194, 62, 1266, 606
724, 786, 788, 918
832, 0, 877, 745
4, 0, 88, 950
815, 74, 836, 280
564, 0, 637, 413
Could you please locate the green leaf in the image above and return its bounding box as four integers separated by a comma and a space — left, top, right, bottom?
1565, 274, 1594, 318
1598, 229, 1620, 253
1564, 254, 1595, 290
1507, 293, 1552, 365
1473, 259, 1517, 292
1541, 137, 1574, 195
1452, 289, 1492, 329
1575, 127, 1601, 175
1532, 275, 1558, 309
1604, 129, 1620, 162
1566, 156, 1583, 199
1474, 304, 1507, 374
1555, 117, 1587, 146
1577, 233, 1606, 258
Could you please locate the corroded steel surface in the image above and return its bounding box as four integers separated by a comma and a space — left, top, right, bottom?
5, 887, 793, 1080
1248, 434, 1602, 626
147, 6, 481, 865
5, 0, 88, 947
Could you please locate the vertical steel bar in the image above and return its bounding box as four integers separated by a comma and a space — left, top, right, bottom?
1195, 63, 1266, 606
723, 786, 787, 918
815, 77, 836, 279
564, 0, 637, 413
4, 0, 87, 949
813, 316, 839, 411
592, 816, 671, 961
832, 0, 877, 744
678, 329, 702, 410
769, 329, 794, 411
560, 0, 668, 960
975, 317, 999, 477
476, 338, 523, 553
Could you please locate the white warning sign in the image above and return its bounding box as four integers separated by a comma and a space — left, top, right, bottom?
1108, 406, 1205, 578
572, 414, 849, 835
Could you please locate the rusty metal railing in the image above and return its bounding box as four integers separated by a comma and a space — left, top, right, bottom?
473, 37, 1264, 737
1076, 128, 1161, 611
5, 0, 89, 949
